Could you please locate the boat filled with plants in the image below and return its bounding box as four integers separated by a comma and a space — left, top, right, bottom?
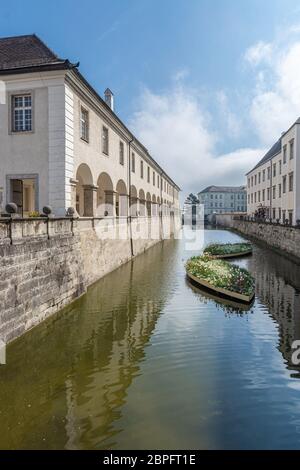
203, 242, 253, 259
186, 255, 255, 303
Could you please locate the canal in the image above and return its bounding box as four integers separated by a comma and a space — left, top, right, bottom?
1, 228, 300, 449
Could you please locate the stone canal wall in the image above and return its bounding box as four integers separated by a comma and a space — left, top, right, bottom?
0, 214, 181, 343
215, 213, 300, 262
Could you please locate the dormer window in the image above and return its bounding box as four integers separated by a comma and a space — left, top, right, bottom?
12, 94, 32, 132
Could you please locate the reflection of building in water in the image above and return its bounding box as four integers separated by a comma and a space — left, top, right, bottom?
0, 239, 179, 450
248, 251, 300, 376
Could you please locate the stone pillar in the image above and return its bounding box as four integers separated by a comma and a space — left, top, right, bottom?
69, 178, 78, 215
83, 185, 98, 217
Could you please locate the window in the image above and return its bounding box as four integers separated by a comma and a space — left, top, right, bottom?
279, 160, 282, 175
267, 188, 270, 200
102, 126, 109, 154
273, 185, 276, 199
289, 172, 294, 191
119, 141, 124, 165
248, 195, 250, 204
131, 153, 135, 172
283, 145, 287, 163
273, 209, 276, 220
157, 175, 159, 187
251, 176, 253, 187
279, 208, 281, 220
283, 175, 286, 193
12, 94, 32, 132
263, 170, 266, 182
147, 166, 150, 183
283, 210, 286, 223
289, 211, 293, 225
140, 160, 144, 179
254, 192, 257, 203
273, 163, 276, 177
153, 171, 155, 186
267, 167, 271, 180
258, 172, 261, 184
255, 175, 257, 185
80, 107, 89, 141
279, 183, 281, 198
262, 189, 265, 201
290, 140, 294, 160
248, 178, 250, 188
251, 194, 253, 203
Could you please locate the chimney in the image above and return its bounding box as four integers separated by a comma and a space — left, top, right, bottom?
104, 88, 114, 111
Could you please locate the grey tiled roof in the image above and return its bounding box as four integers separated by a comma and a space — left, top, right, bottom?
0, 34, 71, 72
246, 138, 282, 175
199, 185, 246, 194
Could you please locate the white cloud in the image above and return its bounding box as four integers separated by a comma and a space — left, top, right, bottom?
246, 32, 300, 144
129, 85, 264, 195
244, 41, 273, 67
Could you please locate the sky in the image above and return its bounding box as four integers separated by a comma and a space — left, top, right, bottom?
2, 0, 300, 198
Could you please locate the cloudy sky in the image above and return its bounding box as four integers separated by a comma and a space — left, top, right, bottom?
2, 0, 300, 197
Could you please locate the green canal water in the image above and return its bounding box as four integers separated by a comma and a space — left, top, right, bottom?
1, 228, 300, 449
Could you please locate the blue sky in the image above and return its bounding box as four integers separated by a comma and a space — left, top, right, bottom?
2, 0, 300, 195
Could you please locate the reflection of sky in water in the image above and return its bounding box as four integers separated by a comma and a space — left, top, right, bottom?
1, 230, 300, 449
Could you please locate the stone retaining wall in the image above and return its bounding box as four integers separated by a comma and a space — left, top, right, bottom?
0, 214, 181, 343
215, 213, 300, 262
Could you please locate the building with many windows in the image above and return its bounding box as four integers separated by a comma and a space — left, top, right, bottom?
198, 185, 247, 221
0, 35, 180, 217
246, 118, 300, 225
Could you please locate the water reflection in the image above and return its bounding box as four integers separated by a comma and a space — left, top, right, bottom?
2, 230, 300, 449
248, 248, 300, 378
0, 240, 179, 449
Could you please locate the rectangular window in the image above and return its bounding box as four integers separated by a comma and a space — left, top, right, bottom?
273, 185, 276, 199
131, 153, 135, 173
157, 175, 159, 187
289, 172, 294, 191
153, 171, 155, 186
267, 167, 271, 180
279, 183, 281, 198
251, 176, 253, 187
251, 194, 253, 203
290, 140, 294, 160
248, 178, 250, 188
119, 141, 124, 165
262, 189, 265, 202
140, 160, 144, 179
147, 166, 150, 183
283, 145, 287, 164
12, 94, 32, 132
283, 175, 286, 193
273, 209, 276, 220
80, 107, 89, 142
258, 191, 261, 202
289, 211, 293, 225
263, 170, 266, 182
273, 163, 276, 177
255, 175, 257, 185
254, 192, 257, 203
279, 160, 282, 175
267, 188, 270, 200
258, 172, 261, 184
102, 126, 109, 154
283, 210, 286, 223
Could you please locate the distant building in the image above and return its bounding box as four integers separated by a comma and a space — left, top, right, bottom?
198, 185, 247, 220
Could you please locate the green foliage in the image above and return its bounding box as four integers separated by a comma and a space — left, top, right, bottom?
203, 242, 252, 256
186, 255, 255, 296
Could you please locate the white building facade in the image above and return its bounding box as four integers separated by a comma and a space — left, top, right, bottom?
246, 119, 300, 225
0, 35, 180, 218
198, 186, 247, 220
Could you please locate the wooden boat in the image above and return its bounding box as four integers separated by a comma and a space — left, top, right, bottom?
186, 271, 255, 303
